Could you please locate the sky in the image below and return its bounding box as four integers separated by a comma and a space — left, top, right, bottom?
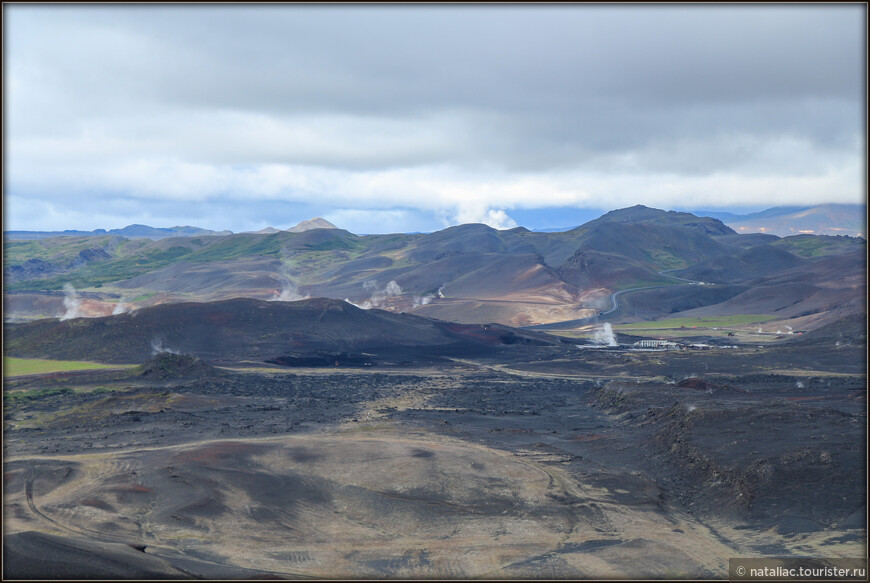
4, 4, 867, 234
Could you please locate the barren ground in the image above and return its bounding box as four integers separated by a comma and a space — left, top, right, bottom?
3, 335, 866, 579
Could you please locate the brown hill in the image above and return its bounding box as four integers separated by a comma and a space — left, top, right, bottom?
288, 217, 338, 232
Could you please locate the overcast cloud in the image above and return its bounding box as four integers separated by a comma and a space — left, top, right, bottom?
4, 4, 866, 233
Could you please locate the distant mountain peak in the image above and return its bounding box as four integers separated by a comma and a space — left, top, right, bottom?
288, 217, 338, 233
602, 205, 695, 220
583, 205, 735, 236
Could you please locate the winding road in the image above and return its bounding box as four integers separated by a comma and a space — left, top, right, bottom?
525, 269, 710, 330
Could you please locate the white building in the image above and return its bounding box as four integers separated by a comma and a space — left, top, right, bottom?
632, 339, 682, 350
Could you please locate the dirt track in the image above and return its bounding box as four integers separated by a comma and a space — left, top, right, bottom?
6, 429, 745, 578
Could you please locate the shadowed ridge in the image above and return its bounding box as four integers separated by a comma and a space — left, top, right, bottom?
5, 296, 564, 364
3, 530, 286, 579
3, 531, 188, 579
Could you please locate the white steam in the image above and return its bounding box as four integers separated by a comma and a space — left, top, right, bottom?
60, 283, 82, 320
795, 381, 804, 389
113, 300, 130, 315
384, 281, 401, 296
356, 280, 403, 309
271, 283, 309, 302
412, 284, 445, 308
412, 294, 434, 307
592, 322, 617, 346
151, 338, 179, 356
270, 270, 310, 302
410, 285, 445, 307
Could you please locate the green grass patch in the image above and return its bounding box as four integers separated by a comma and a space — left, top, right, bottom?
285, 249, 370, 282
3, 357, 133, 377
129, 291, 158, 303
304, 237, 361, 252
186, 234, 284, 262
645, 249, 688, 270
3, 236, 118, 266
5, 386, 74, 405
5, 246, 194, 291
542, 328, 747, 340
621, 328, 750, 339
773, 235, 865, 258
614, 314, 777, 330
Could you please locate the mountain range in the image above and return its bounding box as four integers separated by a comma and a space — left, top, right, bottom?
6, 204, 863, 241
3, 224, 233, 241
692, 204, 865, 238
3, 217, 339, 241
4, 205, 865, 331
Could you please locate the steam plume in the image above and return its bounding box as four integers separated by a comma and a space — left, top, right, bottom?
356, 280, 403, 309
413, 294, 434, 307
592, 322, 617, 346
271, 283, 309, 302
270, 270, 309, 302
151, 338, 179, 355
411, 283, 446, 308
60, 283, 82, 320
113, 300, 130, 315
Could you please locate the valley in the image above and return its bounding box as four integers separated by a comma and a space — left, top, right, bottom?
3, 206, 866, 578
6, 2, 866, 578
3, 305, 866, 578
